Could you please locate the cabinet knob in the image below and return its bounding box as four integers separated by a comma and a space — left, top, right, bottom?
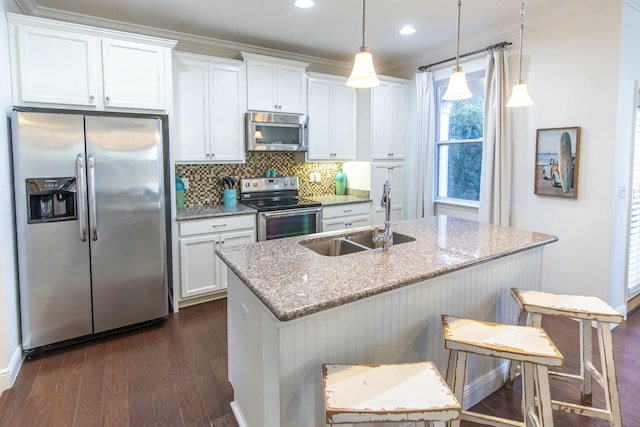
89, 95, 95, 101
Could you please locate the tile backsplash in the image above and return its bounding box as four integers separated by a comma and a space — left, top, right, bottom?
175, 153, 366, 206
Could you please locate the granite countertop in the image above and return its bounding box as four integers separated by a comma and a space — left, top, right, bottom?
305, 195, 372, 206
176, 203, 256, 221
216, 216, 558, 322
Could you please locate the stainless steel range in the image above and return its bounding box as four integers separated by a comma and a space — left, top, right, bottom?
240, 176, 322, 241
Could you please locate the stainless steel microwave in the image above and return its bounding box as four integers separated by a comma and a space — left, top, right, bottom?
246, 111, 309, 152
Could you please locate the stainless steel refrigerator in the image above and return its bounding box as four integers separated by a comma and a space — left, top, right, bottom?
11, 110, 169, 352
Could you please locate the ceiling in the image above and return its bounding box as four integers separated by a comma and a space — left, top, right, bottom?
13, 0, 608, 74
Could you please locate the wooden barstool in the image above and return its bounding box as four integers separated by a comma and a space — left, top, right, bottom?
507, 288, 624, 427
322, 362, 461, 426
442, 315, 564, 427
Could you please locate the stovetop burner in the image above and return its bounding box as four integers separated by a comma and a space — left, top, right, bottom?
239, 176, 321, 212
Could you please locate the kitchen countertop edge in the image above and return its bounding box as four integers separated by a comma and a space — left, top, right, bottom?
217, 216, 559, 322
305, 195, 372, 206
176, 203, 257, 221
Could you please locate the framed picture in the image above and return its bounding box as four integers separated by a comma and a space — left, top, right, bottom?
534, 127, 581, 198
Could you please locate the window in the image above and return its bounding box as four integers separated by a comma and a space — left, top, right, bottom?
434, 70, 486, 203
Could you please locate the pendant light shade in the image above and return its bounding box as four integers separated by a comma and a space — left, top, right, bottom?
346, 0, 380, 88
506, 0, 533, 108
506, 82, 533, 108
442, 0, 472, 101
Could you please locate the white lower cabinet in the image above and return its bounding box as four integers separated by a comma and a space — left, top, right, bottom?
322, 202, 372, 232
372, 162, 404, 225
178, 215, 255, 300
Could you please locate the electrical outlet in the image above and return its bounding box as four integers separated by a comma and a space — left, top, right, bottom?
182, 177, 189, 189
309, 173, 315, 182
315, 172, 321, 181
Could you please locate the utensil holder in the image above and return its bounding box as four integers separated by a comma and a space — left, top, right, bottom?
223, 189, 237, 206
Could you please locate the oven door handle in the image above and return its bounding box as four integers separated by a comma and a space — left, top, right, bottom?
260, 206, 322, 219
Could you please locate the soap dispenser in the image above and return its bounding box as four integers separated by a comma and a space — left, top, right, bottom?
335, 167, 346, 195
175, 172, 185, 209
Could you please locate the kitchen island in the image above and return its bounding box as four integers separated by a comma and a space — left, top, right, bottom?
216, 216, 558, 427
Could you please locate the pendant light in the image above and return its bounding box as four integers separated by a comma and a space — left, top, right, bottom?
442, 0, 472, 100
346, 0, 380, 88
506, 0, 534, 107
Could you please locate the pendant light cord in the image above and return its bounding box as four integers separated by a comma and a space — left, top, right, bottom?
455, 0, 462, 70
361, 0, 367, 50
517, 0, 525, 82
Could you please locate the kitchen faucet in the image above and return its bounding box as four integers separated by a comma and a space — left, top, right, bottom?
373, 180, 393, 252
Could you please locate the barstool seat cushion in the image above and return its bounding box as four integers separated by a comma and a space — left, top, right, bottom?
322, 362, 461, 424
443, 315, 564, 367
511, 288, 623, 323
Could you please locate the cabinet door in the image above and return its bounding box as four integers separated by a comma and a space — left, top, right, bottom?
371, 84, 390, 159
216, 230, 256, 289
372, 163, 404, 225
387, 84, 407, 159
209, 65, 245, 162
14, 25, 100, 107
349, 214, 371, 229
307, 79, 332, 160
277, 65, 306, 113
246, 60, 277, 112
180, 235, 219, 298
101, 38, 167, 110
173, 58, 210, 161
332, 83, 356, 159
322, 218, 349, 233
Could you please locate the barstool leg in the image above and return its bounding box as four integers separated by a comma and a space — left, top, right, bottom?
447, 350, 466, 427
522, 362, 535, 425
506, 310, 530, 389
580, 319, 593, 405
598, 323, 622, 427
534, 364, 554, 427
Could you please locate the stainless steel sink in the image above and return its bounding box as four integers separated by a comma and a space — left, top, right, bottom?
345, 230, 416, 249
300, 238, 369, 256
300, 230, 415, 256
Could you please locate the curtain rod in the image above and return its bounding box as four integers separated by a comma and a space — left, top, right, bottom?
418, 41, 512, 72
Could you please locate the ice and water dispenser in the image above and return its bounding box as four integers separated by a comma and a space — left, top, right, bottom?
26, 177, 77, 223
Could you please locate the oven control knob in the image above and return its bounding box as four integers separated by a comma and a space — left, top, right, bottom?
245, 182, 250, 187
253, 182, 258, 187
284, 179, 289, 185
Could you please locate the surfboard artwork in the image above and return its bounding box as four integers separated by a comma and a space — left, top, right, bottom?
534, 127, 580, 198
558, 131, 573, 192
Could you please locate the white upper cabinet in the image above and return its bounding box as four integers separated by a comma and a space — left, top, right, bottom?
307, 73, 356, 161
7, 13, 175, 112
242, 52, 308, 114
101, 38, 167, 110
371, 81, 409, 160
173, 52, 245, 163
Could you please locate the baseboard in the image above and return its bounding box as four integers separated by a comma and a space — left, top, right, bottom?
0, 345, 23, 392
230, 401, 248, 427
462, 362, 508, 409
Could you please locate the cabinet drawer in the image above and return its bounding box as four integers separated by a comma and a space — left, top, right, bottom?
179, 214, 255, 237
322, 202, 371, 219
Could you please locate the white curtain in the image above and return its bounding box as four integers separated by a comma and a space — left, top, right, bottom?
411, 71, 435, 218
479, 49, 511, 225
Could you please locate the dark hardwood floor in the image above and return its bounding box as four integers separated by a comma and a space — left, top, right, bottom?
0, 298, 637, 427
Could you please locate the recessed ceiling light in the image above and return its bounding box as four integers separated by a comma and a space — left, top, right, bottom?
295, 0, 314, 8
399, 25, 416, 35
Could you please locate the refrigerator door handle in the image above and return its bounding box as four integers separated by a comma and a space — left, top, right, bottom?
76, 154, 87, 242
87, 154, 98, 241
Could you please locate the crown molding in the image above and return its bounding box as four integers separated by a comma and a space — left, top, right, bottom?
12, 0, 626, 80
11, 0, 357, 77
625, 0, 640, 11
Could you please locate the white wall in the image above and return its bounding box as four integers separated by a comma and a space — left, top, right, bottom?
510, 3, 628, 309
0, 0, 23, 391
